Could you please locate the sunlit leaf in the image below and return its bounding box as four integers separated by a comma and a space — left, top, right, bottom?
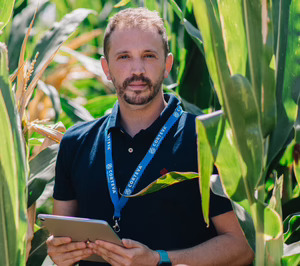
0, 42, 27, 265
264, 205, 283, 241
84, 95, 117, 118
219, 0, 247, 75
282, 242, 300, 266
266, 176, 284, 265
0, 0, 15, 31
66, 29, 102, 50
29, 138, 44, 146
30, 124, 64, 143
0, 73, 18, 266
114, 0, 131, 8
127, 172, 198, 197
196, 111, 221, 226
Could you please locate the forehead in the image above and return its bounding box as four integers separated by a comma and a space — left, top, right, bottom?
108, 27, 164, 55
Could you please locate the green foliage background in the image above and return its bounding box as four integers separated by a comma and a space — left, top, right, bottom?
0, 0, 299, 265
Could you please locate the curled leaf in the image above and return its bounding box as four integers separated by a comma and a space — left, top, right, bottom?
126, 172, 198, 197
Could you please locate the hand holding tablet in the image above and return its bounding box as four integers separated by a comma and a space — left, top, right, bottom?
39, 214, 123, 263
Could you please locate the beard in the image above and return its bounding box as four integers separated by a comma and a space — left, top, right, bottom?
112, 72, 165, 105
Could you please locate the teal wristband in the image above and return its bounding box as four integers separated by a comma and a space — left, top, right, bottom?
156, 250, 171, 265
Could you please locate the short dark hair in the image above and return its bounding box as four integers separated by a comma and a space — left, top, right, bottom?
103, 8, 169, 61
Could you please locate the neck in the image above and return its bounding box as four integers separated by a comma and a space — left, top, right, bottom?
118, 92, 167, 137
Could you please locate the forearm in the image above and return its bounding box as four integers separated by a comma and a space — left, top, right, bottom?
167, 233, 254, 266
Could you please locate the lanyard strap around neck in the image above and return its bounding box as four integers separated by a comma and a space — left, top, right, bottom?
105, 104, 183, 222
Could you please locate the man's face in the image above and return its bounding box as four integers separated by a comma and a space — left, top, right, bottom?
101, 27, 173, 106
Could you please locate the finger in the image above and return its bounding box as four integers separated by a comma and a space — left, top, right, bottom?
93, 240, 129, 257
59, 250, 93, 266
51, 248, 93, 265
90, 245, 126, 266
48, 241, 88, 254
122, 238, 143, 249
46, 235, 72, 247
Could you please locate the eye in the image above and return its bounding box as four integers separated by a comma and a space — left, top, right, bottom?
118, 54, 129, 60
144, 53, 156, 59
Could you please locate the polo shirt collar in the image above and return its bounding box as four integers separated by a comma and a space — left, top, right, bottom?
106, 94, 181, 134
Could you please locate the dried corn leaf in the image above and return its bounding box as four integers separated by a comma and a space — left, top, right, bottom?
19, 44, 62, 121
67, 29, 102, 50
30, 123, 64, 143
16, 9, 37, 104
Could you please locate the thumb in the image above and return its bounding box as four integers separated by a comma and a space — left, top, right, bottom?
122, 238, 143, 249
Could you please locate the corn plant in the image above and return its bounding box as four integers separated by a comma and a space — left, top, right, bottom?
193, 0, 299, 265
0, 1, 98, 264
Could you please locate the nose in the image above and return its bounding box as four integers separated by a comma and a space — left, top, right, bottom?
130, 58, 145, 76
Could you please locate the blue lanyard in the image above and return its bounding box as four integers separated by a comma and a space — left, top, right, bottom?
104, 104, 183, 231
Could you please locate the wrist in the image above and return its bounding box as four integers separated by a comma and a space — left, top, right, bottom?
156, 250, 172, 265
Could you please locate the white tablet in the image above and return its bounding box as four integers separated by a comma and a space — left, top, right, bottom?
38, 214, 123, 262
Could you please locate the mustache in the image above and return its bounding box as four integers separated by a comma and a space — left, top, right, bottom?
123, 75, 152, 89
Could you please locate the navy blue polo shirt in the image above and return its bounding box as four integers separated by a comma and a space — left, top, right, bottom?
53, 94, 232, 265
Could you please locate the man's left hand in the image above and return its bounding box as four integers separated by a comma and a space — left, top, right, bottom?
88, 238, 160, 266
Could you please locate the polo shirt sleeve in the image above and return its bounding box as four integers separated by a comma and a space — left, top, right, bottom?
209, 191, 233, 217
53, 132, 76, 201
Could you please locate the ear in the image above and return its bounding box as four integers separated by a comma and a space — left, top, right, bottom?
101, 57, 111, 80
164, 53, 174, 78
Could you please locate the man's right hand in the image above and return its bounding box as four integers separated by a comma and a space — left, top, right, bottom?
46, 235, 93, 266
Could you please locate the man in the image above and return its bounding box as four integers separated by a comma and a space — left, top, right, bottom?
47, 7, 254, 266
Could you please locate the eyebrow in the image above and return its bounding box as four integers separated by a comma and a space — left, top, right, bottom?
114, 49, 159, 57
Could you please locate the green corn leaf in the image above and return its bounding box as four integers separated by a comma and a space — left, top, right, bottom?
0, 75, 18, 266
282, 242, 300, 266
145, 0, 157, 11
267, 0, 299, 167
7, 0, 49, 72
29, 138, 44, 146
0, 0, 15, 32
265, 176, 284, 265
243, 0, 263, 113
114, 0, 131, 8
169, 0, 204, 53
261, 45, 277, 137
264, 205, 283, 241
61, 96, 94, 123
196, 112, 217, 226
210, 175, 255, 251
192, 0, 230, 106
226, 75, 263, 192
0, 42, 27, 266
174, 1, 212, 110
84, 95, 117, 119
283, 213, 300, 244
293, 89, 300, 187
26, 228, 50, 266
127, 172, 199, 197
27, 144, 59, 208
196, 111, 250, 215
219, 0, 247, 76
30, 8, 95, 85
